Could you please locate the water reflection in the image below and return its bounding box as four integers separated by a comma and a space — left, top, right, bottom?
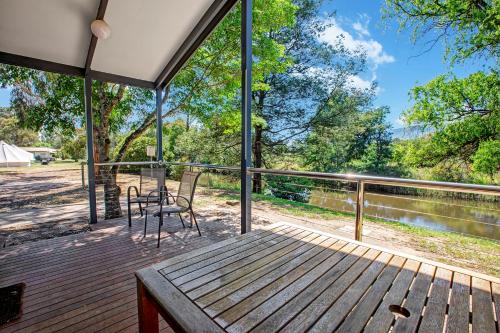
309, 190, 500, 240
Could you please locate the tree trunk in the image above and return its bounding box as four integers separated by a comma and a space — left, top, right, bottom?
252, 124, 263, 193
103, 168, 122, 219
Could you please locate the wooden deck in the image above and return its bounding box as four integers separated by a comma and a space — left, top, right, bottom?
0, 214, 242, 333
138, 223, 500, 333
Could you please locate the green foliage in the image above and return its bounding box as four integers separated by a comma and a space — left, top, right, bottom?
384, 0, 500, 63
472, 140, 500, 179
264, 175, 314, 202
406, 71, 499, 127
0, 108, 39, 146
397, 71, 499, 182
303, 106, 394, 174
60, 132, 86, 161
120, 136, 156, 162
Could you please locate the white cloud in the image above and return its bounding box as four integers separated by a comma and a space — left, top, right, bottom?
347, 75, 372, 90
352, 14, 371, 37
320, 18, 395, 67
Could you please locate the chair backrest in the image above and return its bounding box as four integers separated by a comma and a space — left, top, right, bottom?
176, 171, 202, 208
139, 168, 166, 196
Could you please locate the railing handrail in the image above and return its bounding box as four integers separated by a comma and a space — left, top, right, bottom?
85, 160, 499, 241
248, 168, 500, 196
90, 161, 499, 196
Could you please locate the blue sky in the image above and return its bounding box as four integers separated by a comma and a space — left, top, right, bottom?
319, 0, 489, 127
0, 0, 489, 128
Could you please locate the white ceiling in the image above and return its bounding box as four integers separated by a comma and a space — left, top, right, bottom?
0, 0, 216, 82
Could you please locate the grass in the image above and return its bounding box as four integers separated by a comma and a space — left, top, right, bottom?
0, 160, 82, 173
208, 184, 500, 277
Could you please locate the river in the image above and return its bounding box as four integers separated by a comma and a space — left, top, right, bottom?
308, 190, 500, 240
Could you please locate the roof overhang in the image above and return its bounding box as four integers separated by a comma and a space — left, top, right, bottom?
0, 0, 237, 89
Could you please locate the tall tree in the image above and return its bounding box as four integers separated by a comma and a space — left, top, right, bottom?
250, 0, 369, 192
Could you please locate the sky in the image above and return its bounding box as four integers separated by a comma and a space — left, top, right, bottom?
0, 0, 490, 128
318, 0, 489, 128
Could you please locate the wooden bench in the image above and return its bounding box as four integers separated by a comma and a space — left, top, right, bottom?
135, 223, 500, 333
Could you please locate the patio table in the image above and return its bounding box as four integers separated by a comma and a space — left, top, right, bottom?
135, 223, 499, 333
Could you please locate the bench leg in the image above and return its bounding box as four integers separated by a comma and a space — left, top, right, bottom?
137, 279, 159, 333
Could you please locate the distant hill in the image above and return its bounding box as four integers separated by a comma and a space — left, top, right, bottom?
392, 124, 435, 140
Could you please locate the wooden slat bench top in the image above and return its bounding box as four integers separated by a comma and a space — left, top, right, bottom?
136, 222, 500, 333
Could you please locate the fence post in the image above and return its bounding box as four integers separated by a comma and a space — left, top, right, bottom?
355, 180, 364, 241
81, 162, 86, 189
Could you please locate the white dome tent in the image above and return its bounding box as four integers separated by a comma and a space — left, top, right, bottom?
0, 140, 34, 167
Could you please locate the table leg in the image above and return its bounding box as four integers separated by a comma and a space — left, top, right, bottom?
137, 279, 159, 333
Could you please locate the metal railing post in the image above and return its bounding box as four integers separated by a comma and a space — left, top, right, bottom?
81, 162, 86, 189
84, 75, 98, 224
240, 0, 253, 234
355, 181, 365, 241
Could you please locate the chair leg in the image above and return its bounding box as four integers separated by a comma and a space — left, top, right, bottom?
139, 203, 143, 217
127, 200, 132, 227
157, 214, 162, 248
190, 209, 201, 237
144, 210, 148, 236
178, 213, 186, 228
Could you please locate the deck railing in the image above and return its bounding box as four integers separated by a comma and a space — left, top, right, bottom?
85, 161, 500, 241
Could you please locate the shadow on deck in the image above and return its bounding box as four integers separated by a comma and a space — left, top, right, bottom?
0, 214, 253, 333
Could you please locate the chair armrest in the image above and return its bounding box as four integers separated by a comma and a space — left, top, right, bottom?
175, 195, 192, 209
127, 186, 140, 201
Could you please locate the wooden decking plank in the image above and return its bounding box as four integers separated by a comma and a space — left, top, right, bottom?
174, 229, 312, 291
471, 277, 496, 333
419, 267, 453, 333
0, 226, 264, 280
10, 236, 183, 295
0, 235, 145, 271
225, 246, 373, 333
165, 227, 300, 280
14, 285, 137, 333
199, 238, 344, 316
0, 230, 213, 285
252, 246, 380, 333
363, 259, 420, 333
187, 233, 327, 301
446, 272, 471, 333
334, 255, 406, 333
22, 243, 169, 298
154, 227, 284, 273
212, 242, 359, 327
37, 295, 137, 333
54, 298, 138, 333
1, 244, 200, 332
392, 263, 436, 333
22, 247, 184, 314
0, 236, 151, 278
284, 251, 391, 333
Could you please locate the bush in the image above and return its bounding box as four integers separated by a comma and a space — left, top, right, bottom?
264, 175, 313, 203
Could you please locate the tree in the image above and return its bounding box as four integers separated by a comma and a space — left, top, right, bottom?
303, 104, 393, 174
384, 0, 500, 63
60, 130, 87, 161
249, 0, 371, 192
0, 107, 39, 146
400, 71, 499, 180
472, 140, 500, 180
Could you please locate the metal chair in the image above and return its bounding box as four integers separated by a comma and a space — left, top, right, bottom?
144, 171, 202, 247
127, 168, 166, 227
